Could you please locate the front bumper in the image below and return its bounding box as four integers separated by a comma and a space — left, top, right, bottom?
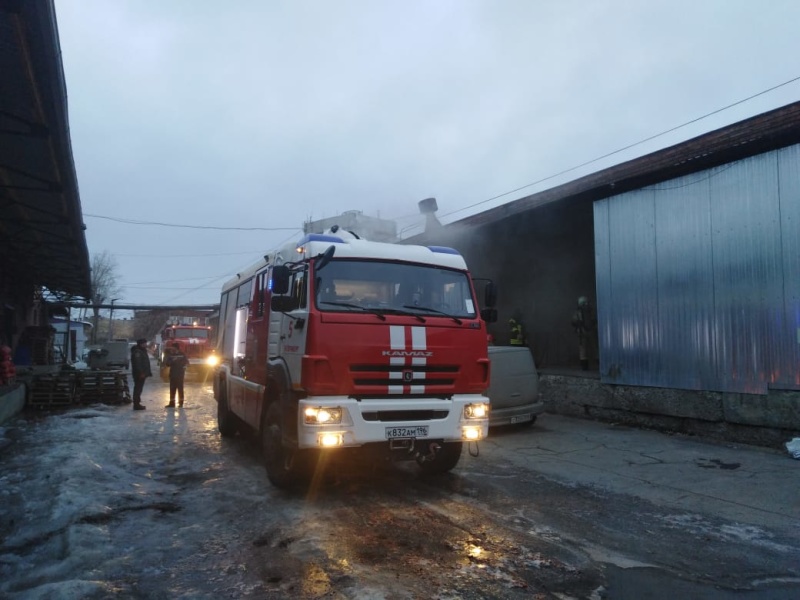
296, 395, 489, 449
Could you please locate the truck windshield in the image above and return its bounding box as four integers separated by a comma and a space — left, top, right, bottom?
314, 260, 476, 318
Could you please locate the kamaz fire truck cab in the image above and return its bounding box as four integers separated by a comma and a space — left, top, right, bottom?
213, 227, 497, 488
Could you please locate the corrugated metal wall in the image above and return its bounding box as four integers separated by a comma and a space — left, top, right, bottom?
595, 144, 800, 394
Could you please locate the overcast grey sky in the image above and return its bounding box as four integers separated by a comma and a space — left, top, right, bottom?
54, 0, 800, 307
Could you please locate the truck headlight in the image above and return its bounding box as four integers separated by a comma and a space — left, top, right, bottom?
461, 426, 483, 441
318, 432, 344, 447
304, 406, 343, 425
464, 402, 489, 419
206, 355, 220, 367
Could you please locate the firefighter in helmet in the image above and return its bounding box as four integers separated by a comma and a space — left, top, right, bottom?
509, 318, 525, 346
571, 296, 596, 370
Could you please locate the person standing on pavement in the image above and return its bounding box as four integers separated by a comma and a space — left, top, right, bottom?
509, 317, 525, 346
571, 296, 597, 371
130, 338, 152, 410
165, 342, 189, 408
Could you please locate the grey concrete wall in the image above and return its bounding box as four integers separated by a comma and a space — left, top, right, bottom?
539, 374, 800, 450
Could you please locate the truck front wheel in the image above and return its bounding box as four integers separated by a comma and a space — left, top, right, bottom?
217, 385, 238, 438
261, 403, 310, 489
417, 441, 463, 475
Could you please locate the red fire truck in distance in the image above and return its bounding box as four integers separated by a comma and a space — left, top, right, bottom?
213, 227, 497, 488
158, 323, 219, 381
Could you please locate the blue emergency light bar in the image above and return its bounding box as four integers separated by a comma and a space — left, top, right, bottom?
427, 246, 461, 255
296, 233, 345, 246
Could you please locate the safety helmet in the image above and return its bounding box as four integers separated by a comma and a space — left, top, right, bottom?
578, 296, 589, 307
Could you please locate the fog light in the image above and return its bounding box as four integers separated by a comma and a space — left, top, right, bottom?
304, 406, 343, 425
462, 426, 483, 441
464, 402, 489, 419
318, 432, 344, 447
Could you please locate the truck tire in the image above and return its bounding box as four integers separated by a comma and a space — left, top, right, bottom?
261, 402, 310, 489
417, 441, 463, 475
217, 386, 238, 438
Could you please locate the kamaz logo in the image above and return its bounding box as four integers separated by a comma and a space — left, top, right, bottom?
382, 350, 433, 357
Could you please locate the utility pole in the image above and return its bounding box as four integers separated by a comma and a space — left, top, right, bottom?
108, 298, 120, 341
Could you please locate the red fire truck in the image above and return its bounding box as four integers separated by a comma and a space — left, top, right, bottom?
157, 323, 219, 381
213, 227, 497, 488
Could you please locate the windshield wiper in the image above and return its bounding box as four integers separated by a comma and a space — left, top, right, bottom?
320, 301, 428, 322
319, 301, 387, 321
403, 305, 462, 324
375, 307, 425, 323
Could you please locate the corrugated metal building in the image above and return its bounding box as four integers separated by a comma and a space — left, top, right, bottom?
596, 145, 799, 394
407, 101, 800, 443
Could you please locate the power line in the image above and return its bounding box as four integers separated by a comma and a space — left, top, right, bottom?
123, 285, 222, 290
125, 275, 233, 285
84, 213, 299, 231
86, 77, 799, 236
159, 273, 232, 304
438, 75, 800, 220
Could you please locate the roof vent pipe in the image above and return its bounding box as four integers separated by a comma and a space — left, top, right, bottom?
418, 197, 443, 234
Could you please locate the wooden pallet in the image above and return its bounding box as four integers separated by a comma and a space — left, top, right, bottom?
77, 371, 131, 405
27, 372, 77, 407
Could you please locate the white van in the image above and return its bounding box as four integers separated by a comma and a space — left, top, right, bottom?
486, 346, 544, 427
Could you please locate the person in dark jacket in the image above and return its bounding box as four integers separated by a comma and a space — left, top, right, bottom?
571, 296, 597, 371
130, 338, 152, 410
165, 342, 189, 408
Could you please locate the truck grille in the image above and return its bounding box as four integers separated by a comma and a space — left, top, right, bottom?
362, 409, 450, 422
349, 363, 458, 393
183, 345, 206, 358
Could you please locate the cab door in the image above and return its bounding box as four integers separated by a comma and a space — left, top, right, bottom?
272, 268, 309, 389
242, 268, 271, 424
246, 270, 271, 379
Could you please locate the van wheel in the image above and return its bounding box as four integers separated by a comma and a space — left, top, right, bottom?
217, 386, 238, 438
261, 403, 309, 489
417, 442, 462, 475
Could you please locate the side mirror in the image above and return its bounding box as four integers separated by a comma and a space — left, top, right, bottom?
271, 265, 291, 295
271, 295, 297, 312
484, 282, 497, 308
481, 307, 498, 323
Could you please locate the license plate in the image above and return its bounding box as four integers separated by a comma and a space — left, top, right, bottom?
385, 426, 429, 439
510, 414, 532, 424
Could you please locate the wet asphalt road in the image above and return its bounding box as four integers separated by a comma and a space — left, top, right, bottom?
1, 366, 799, 599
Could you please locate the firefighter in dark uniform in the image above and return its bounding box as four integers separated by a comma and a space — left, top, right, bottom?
571, 296, 597, 370
165, 342, 189, 408
130, 338, 151, 410
509, 318, 525, 346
